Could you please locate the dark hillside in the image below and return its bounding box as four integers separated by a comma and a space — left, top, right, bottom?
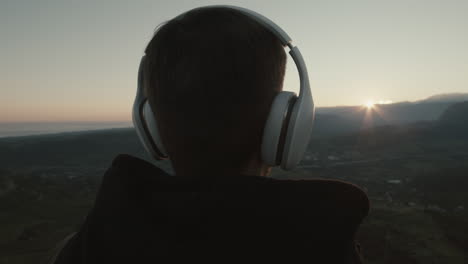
315, 101, 455, 136
438, 101, 468, 127
1, 101, 468, 263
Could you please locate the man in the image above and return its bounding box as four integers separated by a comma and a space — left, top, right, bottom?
51, 6, 369, 263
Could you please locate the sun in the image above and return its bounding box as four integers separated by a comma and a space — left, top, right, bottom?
365, 101, 375, 109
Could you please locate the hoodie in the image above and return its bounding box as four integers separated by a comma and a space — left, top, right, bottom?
52, 154, 370, 263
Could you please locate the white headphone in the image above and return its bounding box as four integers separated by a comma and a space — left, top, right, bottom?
133, 5, 315, 170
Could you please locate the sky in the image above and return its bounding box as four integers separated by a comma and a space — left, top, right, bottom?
1, 0, 468, 122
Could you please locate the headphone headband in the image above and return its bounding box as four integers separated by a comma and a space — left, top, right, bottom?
162, 5, 313, 112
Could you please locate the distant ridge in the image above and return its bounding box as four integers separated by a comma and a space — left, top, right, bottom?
419, 93, 468, 103
438, 101, 468, 127
312, 93, 468, 136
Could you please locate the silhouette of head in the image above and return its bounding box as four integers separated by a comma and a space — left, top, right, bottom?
144, 7, 287, 177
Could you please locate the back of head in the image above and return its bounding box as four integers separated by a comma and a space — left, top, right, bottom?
144, 7, 287, 176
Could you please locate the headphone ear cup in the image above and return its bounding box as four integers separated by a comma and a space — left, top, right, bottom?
261, 91, 297, 166
280, 90, 315, 170
142, 102, 169, 159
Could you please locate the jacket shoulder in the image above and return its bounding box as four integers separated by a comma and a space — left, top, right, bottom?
272, 178, 370, 229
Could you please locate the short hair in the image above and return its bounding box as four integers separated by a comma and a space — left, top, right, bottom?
144, 7, 287, 176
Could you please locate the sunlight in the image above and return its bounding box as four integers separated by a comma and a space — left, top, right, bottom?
365, 101, 375, 109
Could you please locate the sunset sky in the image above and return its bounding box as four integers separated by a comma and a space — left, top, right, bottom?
1, 0, 468, 122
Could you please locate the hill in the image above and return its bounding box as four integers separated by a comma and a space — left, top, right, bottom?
438, 101, 468, 127
420, 93, 468, 103
314, 101, 453, 136
313, 93, 468, 136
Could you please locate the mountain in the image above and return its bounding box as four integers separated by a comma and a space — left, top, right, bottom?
438, 101, 468, 125
314, 101, 452, 136
420, 93, 468, 103
313, 93, 468, 136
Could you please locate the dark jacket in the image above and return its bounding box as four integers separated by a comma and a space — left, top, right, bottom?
52, 154, 370, 263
